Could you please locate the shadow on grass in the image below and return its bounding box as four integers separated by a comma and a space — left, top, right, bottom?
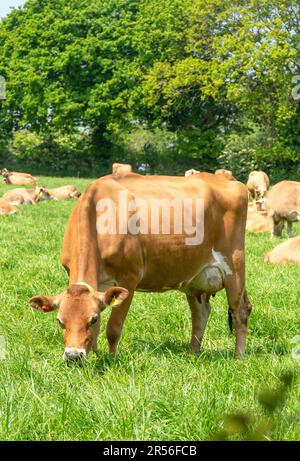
87, 337, 291, 375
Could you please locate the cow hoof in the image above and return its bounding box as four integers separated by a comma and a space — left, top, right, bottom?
189, 345, 200, 355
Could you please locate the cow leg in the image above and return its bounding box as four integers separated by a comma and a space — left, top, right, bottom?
186, 293, 211, 353
287, 221, 293, 238
225, 276, 252, 359
268, 216, 284, 239
275, 220, 284, 237
268, 216, 275, 240
268, 215, 275, 239
106, 290, 135, 356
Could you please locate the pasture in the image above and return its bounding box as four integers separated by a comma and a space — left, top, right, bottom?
0, 176, 299, 441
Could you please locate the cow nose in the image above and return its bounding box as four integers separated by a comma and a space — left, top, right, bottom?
63, 348, 86, 362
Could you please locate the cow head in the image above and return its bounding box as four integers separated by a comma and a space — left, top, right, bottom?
35, 186, 52, 202
29, 283, 129, 362
185, 169, 200, 176
2, 170, 10, 184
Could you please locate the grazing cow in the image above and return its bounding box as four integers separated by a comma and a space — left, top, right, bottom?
29, 172, 251, 361
112, 163, 132, 175
215, 169, 235, 181
2, 169, 37, 185
246, 205, 269, 233
3, 187, 51, 205
264, 236, 300, 264
0, 198, 18, 215
265, 180, 300, 239
46, 185, 81, 201
185, 169, 200, 176
246, 171, 270, 201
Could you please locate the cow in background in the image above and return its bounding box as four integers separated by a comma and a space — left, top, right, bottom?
185, 169, 200, 176
246, 203, 269, 233
265, 180, 300, 238
46, 185, 81, 200
264, 236, 300, 264
215, 169, 235, 180
0, 198, 18, 215
247, 171, 270, 202
1, 169, 37, 186
112, 163, 132, 176
3, 187, 51, 205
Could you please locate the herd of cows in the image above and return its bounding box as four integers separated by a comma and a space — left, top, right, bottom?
186, 167, 300, 264
0, 162, 299, 361
0, 168, 81, 209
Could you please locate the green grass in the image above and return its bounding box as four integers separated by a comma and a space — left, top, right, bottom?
0, 175, 299, 441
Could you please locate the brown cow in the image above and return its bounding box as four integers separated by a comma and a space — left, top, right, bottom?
246, 170, 270, 202
2, 169, 37, 185
112, 163, 132, 175
29, 173, 251, 362
1, 168, 34, 178
3, 187, 51, 205
46, 185, 81, 201
264, 236, 300, 264
215, 169, 235, 180
265, 180, 300, 238
0, 198, 18, 215
246, 205, 269, 233
185, 169, 200, 176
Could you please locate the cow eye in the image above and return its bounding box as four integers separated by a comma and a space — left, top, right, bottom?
57, 318, 64, 328
89, 314, 99, 327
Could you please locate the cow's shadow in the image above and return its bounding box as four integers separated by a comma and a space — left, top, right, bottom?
91, 338, 289, 374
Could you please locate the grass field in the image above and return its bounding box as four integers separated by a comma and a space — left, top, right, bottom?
0, 175, 299, 441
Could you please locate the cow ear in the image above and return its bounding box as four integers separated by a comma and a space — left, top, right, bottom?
96, 287, 129, 311
29, 295, 63, 313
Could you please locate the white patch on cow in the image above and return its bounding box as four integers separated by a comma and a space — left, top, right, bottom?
212, 249, 232, 275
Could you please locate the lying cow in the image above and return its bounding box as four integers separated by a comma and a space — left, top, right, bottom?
2, 169, 37, 185
0, 198, 18, 215
1, 168, 34, 178
112, 163, 132, 175
246, 170, 269, 202
30, 172, 252, 362
3, 187, 51, 205
215, 169, 235, 180
185, 169, 200, 176
264, 236, 300, 264
46, 185, 81, 200
265, 180, 300, 238
246, 205, 269, 233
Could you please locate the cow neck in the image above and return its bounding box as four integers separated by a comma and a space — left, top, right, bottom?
72, 192, 99, 291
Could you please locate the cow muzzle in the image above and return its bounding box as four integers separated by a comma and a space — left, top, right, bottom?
63, 347, 87, 362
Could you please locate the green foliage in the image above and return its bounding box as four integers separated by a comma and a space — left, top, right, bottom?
0, 0, 299, 175
218, 122, 300, 182
212, 370, 296, 441
109, 125, 221, 174
10, 130, 42, 160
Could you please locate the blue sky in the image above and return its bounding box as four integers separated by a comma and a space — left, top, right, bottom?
0, 0, 26, 19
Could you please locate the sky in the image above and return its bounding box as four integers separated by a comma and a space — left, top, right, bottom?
0, 0, 26, 19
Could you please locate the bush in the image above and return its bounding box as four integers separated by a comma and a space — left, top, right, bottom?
217, 125, 300, 183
